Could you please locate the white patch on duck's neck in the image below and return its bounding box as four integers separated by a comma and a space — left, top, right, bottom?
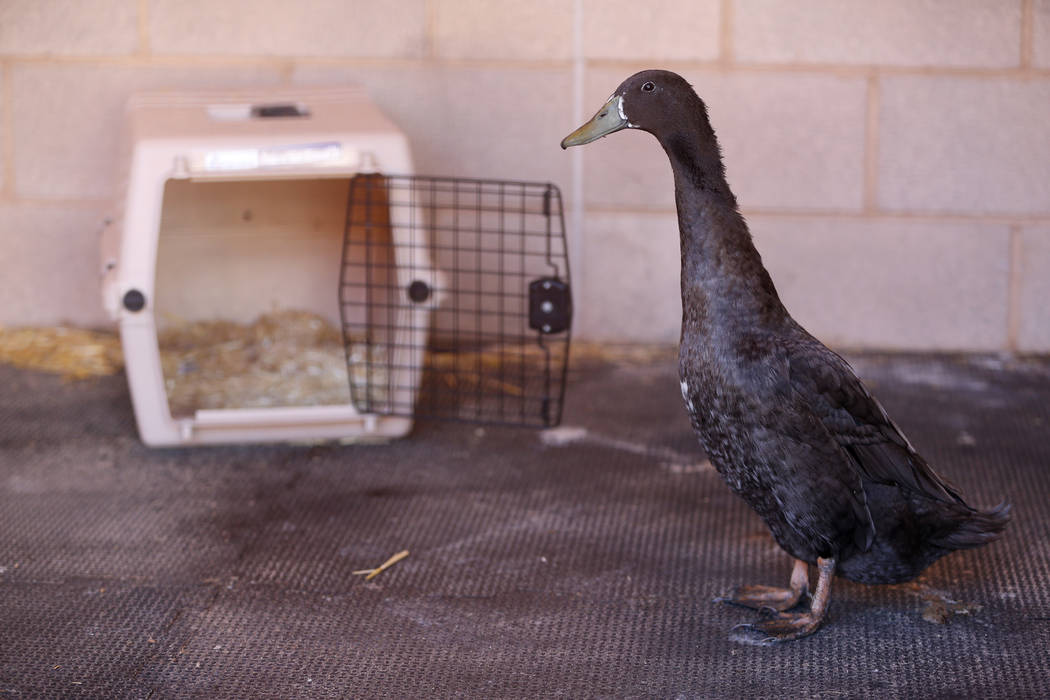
612, 94, 637, 128
680, 380, 695, 412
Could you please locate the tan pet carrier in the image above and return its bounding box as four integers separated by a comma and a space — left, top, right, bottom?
101, 87, 572, 447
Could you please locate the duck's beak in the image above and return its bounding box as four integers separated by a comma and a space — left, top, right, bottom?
561, 95, 629, 149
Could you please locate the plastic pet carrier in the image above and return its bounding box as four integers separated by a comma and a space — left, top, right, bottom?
101, 87, 572, 447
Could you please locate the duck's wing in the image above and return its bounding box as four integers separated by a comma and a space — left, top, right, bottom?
784, 339, 967, 506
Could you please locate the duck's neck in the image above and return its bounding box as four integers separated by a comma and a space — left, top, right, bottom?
656, 126, 787, 336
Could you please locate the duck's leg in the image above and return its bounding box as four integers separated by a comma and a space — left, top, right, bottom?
728, 557, 835, 645
715, 558, 809, 613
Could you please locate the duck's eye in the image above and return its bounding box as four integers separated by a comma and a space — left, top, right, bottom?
642, 81, 655, 92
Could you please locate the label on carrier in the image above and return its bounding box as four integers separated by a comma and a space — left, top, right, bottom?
192, 142, 352, 173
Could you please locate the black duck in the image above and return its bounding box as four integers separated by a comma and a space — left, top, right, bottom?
561, 69, 1010, 644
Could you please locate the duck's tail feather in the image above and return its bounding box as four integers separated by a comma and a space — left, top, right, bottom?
929, 501, 1011, 550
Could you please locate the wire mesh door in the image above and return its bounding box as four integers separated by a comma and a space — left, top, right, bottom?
339, 174, 572, 427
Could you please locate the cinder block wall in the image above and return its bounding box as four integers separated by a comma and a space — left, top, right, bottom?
1, 0, 1048, 352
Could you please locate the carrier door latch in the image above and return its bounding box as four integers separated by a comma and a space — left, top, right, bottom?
528, 278, 572, 334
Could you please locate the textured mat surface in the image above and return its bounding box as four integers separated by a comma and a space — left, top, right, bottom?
1, 354, 1049, 698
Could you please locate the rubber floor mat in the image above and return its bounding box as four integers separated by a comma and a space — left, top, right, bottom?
1, 355, 1048, 698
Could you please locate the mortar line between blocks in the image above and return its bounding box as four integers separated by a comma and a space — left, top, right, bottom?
423, 0, 437, 60
719, 0, 734, 65
584, 206, 1050, 225
278, 60, 295, 84
1021, 0, 1034, 68
3, 55, 575, 73
584, 58, 1050, 79
1007, 225, 1024, 352
5, 53, 1048, 78
2, 60, 12, 197
137, 0, 151, 55
570, 0, 586, 330
863, 73, 881, 213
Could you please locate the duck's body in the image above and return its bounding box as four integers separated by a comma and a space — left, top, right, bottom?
562, 70, 1009, 642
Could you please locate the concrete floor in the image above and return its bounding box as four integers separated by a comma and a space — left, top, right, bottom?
1, 353, 1048, 698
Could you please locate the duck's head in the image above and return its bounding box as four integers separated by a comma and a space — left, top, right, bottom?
561, 69, 699, 149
